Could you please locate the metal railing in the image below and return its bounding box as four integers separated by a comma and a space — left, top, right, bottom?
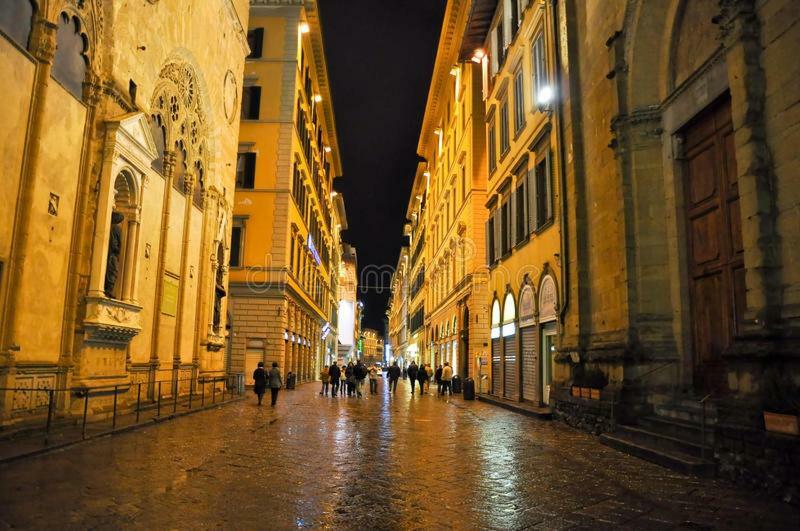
0, 373, 244, 461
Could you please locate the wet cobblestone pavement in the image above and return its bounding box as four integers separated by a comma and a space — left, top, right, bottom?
0, 379, 798, 530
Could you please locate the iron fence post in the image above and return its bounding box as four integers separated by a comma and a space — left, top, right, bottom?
188, 376, 193, 409
173, 379, 178, 413
112, 385, 118, 429
222, 378, 225, 402
157, 381, 162, 417
136, 383, 142, 423
201, 379, 205, 406
44, 389, 54, 445
82, 390, 90, 440
212, 379, 216, 404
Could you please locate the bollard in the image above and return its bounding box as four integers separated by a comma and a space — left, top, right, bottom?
82, 390, 90, 440
112, 385, 118, 429
157, 381, 162, 417
44, 389, 55, 445
136, 383, 142, 423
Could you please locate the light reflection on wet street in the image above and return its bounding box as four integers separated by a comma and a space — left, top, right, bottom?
0, 379, 798, 529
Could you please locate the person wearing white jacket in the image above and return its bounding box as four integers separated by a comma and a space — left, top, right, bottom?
440, 362, 453, 396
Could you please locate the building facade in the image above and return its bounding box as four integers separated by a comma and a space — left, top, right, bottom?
337, 243, 358, 363
416, 0, 491, 382
0, 0, 249, 421
480, 0, 564, 405
360, 328, 383, 367
548, 0, 800, 494
229, 0, 344, 387
387, 246, 409, 367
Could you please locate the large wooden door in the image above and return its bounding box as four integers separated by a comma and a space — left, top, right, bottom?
683, 95, 744, 393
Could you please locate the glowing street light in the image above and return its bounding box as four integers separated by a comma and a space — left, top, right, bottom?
536, 85, 554, 112
299, 22, 310, 34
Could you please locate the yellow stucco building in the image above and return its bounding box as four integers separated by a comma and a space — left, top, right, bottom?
229, 0, 345, 386
0, 0, 250, 421
480, 0, 563, 406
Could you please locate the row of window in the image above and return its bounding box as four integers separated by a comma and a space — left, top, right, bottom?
410, 266, 425, 300
409, 306, 425, 334
487, 31, 548, 173
289, 232, 331, 314
486, 149, 554, 265
292, 162, 330, 270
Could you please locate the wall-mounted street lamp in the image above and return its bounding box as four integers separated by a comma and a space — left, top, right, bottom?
313, 94, 322, 103
536, 85, 555, 113
471, 48, 485, 63
299, 22, 310, 34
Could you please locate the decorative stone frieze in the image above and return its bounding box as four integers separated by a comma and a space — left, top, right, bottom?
83, 297, 142, 345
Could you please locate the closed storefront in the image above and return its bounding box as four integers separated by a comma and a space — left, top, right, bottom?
519, 285, 537, 402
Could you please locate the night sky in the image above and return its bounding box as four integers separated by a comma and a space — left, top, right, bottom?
319, 0, 447, 334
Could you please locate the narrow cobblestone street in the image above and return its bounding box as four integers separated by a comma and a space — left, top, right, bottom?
0, 380, 797, 530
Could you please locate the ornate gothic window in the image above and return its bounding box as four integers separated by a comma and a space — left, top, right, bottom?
53, 12, 89, 99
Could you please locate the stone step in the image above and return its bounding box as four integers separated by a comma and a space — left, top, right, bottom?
654, 400, 717, 424
638, 415, 715, 445
614, 424, 713, 459
600, 431, 716, 478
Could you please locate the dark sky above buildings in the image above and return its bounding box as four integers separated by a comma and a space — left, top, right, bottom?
319, 0, 447, 333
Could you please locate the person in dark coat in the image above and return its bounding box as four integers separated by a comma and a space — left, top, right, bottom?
407, 362, 419, 394
387, 361, 401, 393
416, 363, 429, 395
253, 361, 267, 405
354, 360, 368, 398
268, 362, 283, 406
329, 361, 341, 397
345, 362, 355, 397
435, 365, 444, 395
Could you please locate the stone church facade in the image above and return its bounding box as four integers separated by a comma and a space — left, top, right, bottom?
0, 0, 250, 422
549, 0, 800, 496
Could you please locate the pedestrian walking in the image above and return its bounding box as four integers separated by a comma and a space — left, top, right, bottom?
417, 362, 429, 395
320, 365, 330, 396
354, 360, 367, 398
388, 361, 401, 393
435, 364, 443, 395
329, 361, 341, 396
369, 364, 379, 394
425, 364, 434, 392
407, 361, 419, 394
340, 364, 347, 395
440, 362, 453, 396
345, 362, 355, 397
253, 361, 267, 406
268, 362, 283, 406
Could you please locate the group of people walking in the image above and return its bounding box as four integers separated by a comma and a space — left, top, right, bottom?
252, 362, 283, 406
253, 359, 456, 406
387, 360, 454, 396
319, 360, 380, 398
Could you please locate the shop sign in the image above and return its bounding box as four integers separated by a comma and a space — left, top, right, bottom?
519, 285, 535, 327
539, 275, 557, 323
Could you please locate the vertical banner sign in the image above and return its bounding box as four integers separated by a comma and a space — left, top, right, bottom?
161, 275, 179, 316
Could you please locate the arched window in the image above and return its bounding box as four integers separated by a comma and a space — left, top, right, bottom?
502, 292, 516, 337
52, 12, 89, 100
150, 114, 167, 174
490, 298, 501, 339
0, 0, 35, 50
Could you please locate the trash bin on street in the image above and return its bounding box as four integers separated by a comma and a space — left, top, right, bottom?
463, 378, 475, 400
451, 375, 462, 393
286, 372, 296, 389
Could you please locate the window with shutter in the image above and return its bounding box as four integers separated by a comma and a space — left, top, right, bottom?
241, 86, 261, 120
516, 182, 527, 245
236, 153, 256, 189
247, 28, 264, 59
510, 189, 518, 248
493, 209, 502, 261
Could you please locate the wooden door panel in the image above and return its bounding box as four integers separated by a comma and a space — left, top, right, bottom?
687, 145, 718, 206
692, 273, 727, 362
690, 209, 721, 266
728, 197, 743, 255
683, 95, 741, 393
